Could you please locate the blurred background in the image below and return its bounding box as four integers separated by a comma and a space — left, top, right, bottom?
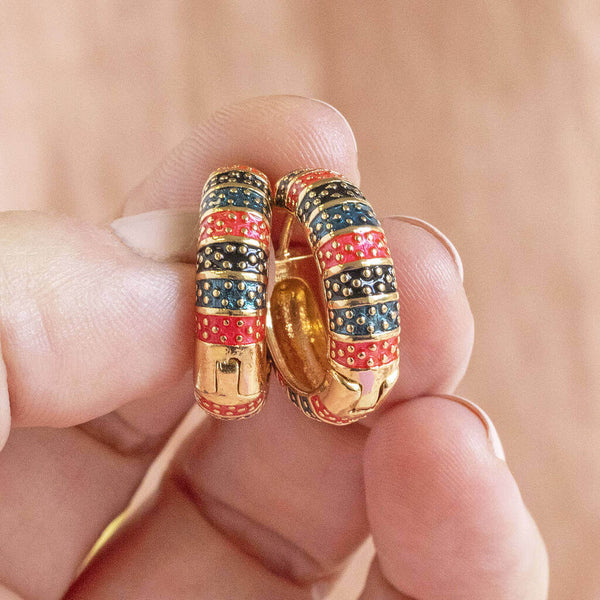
1, 2, 599, 598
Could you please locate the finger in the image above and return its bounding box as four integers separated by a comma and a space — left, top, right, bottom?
363, 396, 549, 599
109, 94, 360, 436
122, 95, 360, 216
69, 213, 472, 595
0, 210, 195, 430
0, 96, 360, 600
0, 340, 9, 451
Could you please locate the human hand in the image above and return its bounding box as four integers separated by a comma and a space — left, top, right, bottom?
0, 96, 548, 599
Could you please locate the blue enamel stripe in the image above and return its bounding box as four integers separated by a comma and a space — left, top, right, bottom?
201, 186, 270, 217
329, 300, 399, 337
195, 278, 265, 310
307, 200, 380, 242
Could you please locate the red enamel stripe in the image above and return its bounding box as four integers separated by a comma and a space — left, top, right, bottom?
196, 313, 266, 345
197, 394, 264, 418
198, 210, 269, 244
310, 395, 353, 425
285, 169, 339, 211
316, 229, 391, 271
329, 336, 399, 369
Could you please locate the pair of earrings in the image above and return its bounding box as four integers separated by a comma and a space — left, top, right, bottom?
194, 166, 400, 425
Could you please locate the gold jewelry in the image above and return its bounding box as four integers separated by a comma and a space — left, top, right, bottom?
194, 166, 271, 419
267, 169, 400, 424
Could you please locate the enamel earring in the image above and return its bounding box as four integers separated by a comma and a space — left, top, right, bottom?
266, 169, 400, 424
194, 166, 271, 419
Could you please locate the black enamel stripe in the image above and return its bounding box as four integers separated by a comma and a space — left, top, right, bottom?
196, 241, 267, 275
274, 169, 305, 207
296, 179, 365, 222
203, 168, 269, 196
325, 264, 396, 302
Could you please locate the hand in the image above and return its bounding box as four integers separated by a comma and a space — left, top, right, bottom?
0, 96, 548, 599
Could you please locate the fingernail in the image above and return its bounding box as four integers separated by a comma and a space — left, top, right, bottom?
386, 216, 464, 282
110, 208, 198, 263
437, 394, 506, 461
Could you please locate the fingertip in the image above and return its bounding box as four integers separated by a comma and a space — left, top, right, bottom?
378, 217, 474, 400
123, 95, 359, 216
364, 397, 548, 599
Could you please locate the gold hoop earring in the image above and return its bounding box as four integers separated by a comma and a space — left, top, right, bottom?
194, 166, 271, 419
267, 169, 400, 425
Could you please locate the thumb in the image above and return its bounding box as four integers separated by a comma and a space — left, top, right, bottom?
0, 209, 195, 441
0, 95, 359, 446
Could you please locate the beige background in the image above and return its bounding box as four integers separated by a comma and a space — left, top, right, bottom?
1, 2, 599, 598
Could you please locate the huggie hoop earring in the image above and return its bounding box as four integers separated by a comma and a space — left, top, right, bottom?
194, 166, 272, 419
267, 169, 400, 425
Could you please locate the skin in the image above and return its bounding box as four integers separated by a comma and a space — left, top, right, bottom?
2, 6, 599, 596
0, 96, 547, 599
